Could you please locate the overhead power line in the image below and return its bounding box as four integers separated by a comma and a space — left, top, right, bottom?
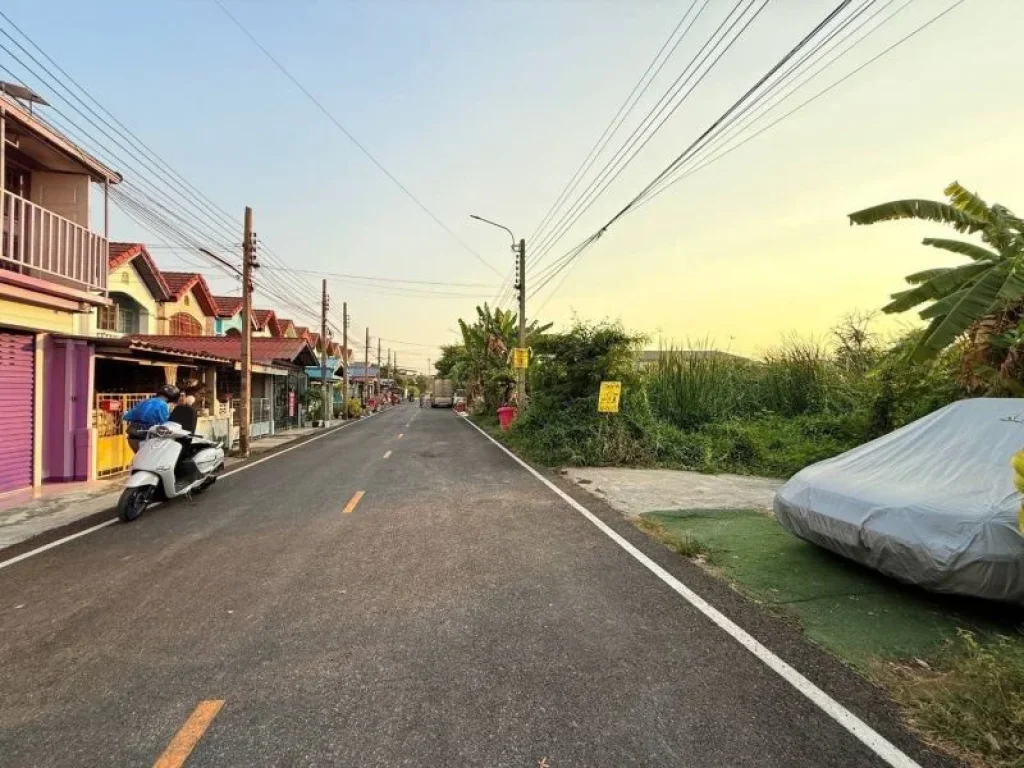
526, 0, 770, 272
525, 0, 709, 260
212, 0, 503, 278
530, 0, 966, 312
494, 0, 713, 310
630, 0, 950, 211
0, 11, 330, 325
529, 0, 857, 299
259, 265, 498, 289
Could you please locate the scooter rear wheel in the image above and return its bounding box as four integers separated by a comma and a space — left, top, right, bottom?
117, 486, 152, 522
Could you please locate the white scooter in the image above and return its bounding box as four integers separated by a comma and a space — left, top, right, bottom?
117, 422, 225, 522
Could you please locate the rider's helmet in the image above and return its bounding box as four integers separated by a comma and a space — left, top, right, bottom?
156, 384, 181, 402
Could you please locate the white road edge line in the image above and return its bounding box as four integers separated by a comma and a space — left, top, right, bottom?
0, 409, 391, 571
460, 416, 920, 768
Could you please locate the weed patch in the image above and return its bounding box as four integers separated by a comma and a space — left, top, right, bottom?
633, 515, 716, 563
879, 632, 1024, 767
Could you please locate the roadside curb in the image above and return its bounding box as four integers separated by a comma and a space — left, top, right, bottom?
0, 409, 391, 565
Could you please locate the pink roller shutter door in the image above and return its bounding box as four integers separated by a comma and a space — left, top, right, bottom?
0, 332, 34, 493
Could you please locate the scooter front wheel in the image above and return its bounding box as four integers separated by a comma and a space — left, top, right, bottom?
117, 486, 153, 522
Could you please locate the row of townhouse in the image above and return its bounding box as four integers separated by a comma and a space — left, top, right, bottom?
0, 86, 356, 495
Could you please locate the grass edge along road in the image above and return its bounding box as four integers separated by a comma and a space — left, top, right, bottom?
636, 509, 1024, 768
460, 415, 925, 768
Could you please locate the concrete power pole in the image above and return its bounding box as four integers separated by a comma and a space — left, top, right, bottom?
364, 327, 370, 406
516, 237, 527, 410
342, 301, 349, 418
239, 206, 254, 457
320, 278, 330, 424
377, 338, 382, 397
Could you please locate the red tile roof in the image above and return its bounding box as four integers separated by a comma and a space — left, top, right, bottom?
128, 336, 318, 367
251, 308, 276, 329
276, 318, 296, 337
107, 243, 171, 300
158, 271, 218, 316
212, 295, 244, 318
160, 271, 197, 298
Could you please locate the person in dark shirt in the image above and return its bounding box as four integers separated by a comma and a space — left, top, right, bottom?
168, 394, 198, 434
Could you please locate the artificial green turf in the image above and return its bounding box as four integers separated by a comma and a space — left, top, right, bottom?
644, 509, 1011, 669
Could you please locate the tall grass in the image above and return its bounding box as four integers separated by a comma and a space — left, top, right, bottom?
649, 337, 857, 427
755, 337, 851, 416
647, 341, 750, 429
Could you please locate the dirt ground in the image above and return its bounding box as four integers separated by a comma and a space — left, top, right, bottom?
564, 467, 782, 517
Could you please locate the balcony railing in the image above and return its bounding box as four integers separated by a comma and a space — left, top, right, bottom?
1, 189, 107, 292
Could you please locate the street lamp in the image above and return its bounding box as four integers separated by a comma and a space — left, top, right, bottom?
469, 214, 516, 245
470, 213, 527, 411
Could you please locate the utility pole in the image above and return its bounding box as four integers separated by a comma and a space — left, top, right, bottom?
377, 338, 382, 396
364, 327, 370, 406
239, 206, 254, 457
321, 278, 330, 425
516, 237, 527, 410
342, 301, 349, 417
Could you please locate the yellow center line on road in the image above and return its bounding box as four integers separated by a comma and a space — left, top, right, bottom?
152, 699, 225, 768
382, 450, 392, 459
342, 490, 365, 514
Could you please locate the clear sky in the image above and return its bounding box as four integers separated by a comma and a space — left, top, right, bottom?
2, 0, 1021, 367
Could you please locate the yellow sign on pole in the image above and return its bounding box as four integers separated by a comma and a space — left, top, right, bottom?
598, 381, 622, 413
512, 347, 529, 369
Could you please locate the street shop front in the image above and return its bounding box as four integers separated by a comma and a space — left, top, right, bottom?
91, 340, 241, 477
122, 335, 317, 438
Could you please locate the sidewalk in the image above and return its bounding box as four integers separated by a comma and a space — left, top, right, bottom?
0, 424, 330, 553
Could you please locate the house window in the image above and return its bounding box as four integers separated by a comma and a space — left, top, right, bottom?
169, 312, 202, 336
117, 306, 139, 334
97, 304, 117, 332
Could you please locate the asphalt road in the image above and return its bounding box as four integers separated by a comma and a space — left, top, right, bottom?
0, 405, 955, 767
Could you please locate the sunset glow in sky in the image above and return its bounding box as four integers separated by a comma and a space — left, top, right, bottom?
4, 0, 1021, 367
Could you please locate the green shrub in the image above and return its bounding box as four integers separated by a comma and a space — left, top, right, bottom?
345, 398, 362, 418
499, 314, 972, 478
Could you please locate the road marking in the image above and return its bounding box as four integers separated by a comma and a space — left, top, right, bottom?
396, 433, 404, 439
342, 490, 365, 514
0, 519, 119, 571
0, 410, 391, 571
382, 450, 392, 459
461, 417, 921, 768
152, 699, 224, 768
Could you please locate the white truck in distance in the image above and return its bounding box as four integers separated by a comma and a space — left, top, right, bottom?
431, 378, 455, 408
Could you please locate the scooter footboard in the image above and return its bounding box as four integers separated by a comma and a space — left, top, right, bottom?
125, 471, 160, 488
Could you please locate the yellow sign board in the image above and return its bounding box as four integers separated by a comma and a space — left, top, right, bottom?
598, 381, 622, 413
512, 347, 529, 369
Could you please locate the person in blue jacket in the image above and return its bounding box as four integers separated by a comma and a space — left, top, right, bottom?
124, 384, 180, 452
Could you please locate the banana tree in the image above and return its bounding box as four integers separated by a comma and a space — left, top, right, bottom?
455, 303, 551, 410
849, 182, 1024, 360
